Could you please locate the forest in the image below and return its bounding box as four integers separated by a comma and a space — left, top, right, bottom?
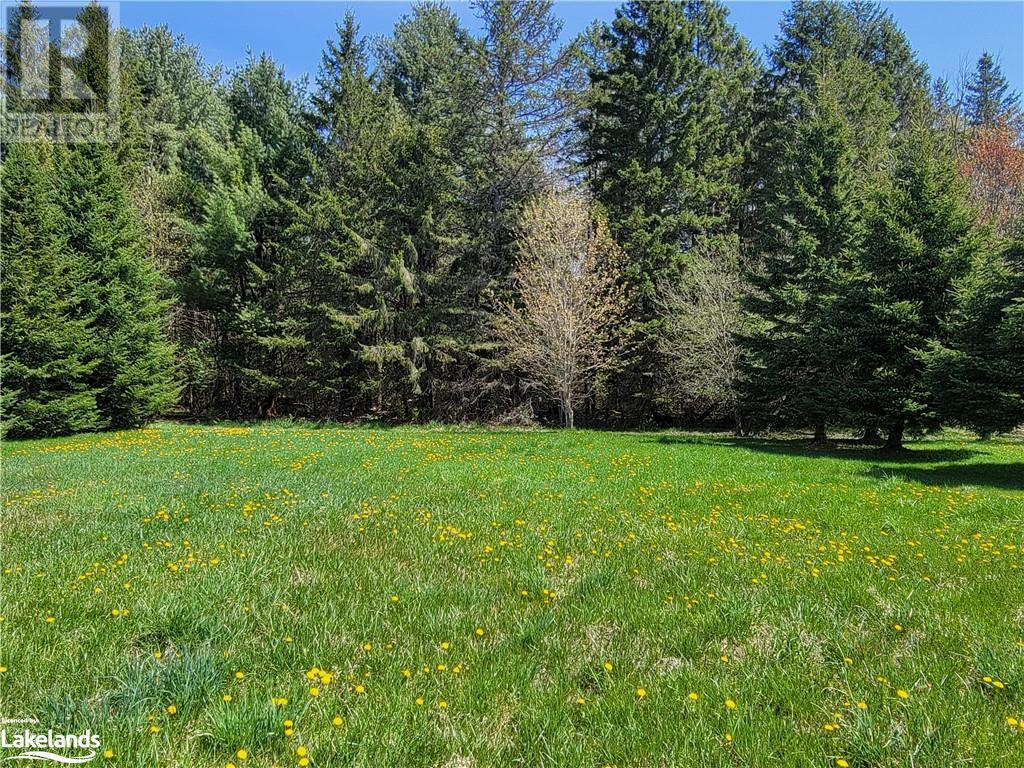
3, 0, 1023, 449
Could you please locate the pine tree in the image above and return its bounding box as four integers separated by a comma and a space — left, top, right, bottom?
857, 126, 984, 449
53, 143, 180, 428
966, 52, 1022, 128
1, 143, 102, 438
582, 0, 758, 422
742, 77, 864, 442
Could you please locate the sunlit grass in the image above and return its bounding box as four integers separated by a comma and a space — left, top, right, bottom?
1, 423, 1022, 767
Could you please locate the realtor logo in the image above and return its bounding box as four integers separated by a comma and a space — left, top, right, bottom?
1, 0, 120, 143
0, 720, 100, 764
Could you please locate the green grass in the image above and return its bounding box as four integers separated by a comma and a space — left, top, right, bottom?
1, 423, 1022, 767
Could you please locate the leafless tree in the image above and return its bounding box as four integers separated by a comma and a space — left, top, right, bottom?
496, 192, 625, 428
657, 235, 750, 434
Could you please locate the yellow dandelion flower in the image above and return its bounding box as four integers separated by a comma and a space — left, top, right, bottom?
688, 692, 699, 701
603, 661, 613, 672
635, 688, 647, 699
166, 704, 177, 715
896, 689, 909, 699
332, 715, 344, 727
725, 698, 737, 710
235, 749, 248, 761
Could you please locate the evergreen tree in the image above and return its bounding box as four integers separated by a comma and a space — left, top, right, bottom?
966, 52, 1022, 128
742, 77, 864, 442
920, 235, 1024, 437
1, 143, 102, 437
857, 126, 984, 448
53, 143, 180, 428
470, 0, 581, 277
746, 0, 927, 251
582, 0, 758, 422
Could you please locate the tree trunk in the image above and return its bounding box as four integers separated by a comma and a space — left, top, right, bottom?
812, 420, 827, 444
884, 419, 905, 451
565, 397, 574, 429
861, 425, 882, 445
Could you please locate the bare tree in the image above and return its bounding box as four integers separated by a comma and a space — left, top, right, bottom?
496, 192, 625, 428
657, 235, 749, 434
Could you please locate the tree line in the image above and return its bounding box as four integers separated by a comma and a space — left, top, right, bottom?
2, 0, 1022, 448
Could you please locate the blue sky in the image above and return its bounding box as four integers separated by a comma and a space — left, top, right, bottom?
115, 0, 1023, 92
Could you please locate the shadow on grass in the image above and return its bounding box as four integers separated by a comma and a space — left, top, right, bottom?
666, 436, 982, 464
868, 462, 1024, 491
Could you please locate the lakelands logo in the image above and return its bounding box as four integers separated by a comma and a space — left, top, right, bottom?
0, 724, 100, 764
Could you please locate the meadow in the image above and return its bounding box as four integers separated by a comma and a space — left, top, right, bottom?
1, 423, 1022, 767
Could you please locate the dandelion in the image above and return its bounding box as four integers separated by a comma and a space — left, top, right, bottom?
438, 700, 449, 709
725, 698, 737, 710
415, 697, 424, 706
234, 671, 245, 680
332, 715, 344, 727
235, 749, 248, 761
688, 692, 699, 701
354, 684, 366, 695
148, 725, 160, 734
295, 747, 307, 758
166, 704, 177, 715
1007, 717, 1019, 727
309, 687, 320, 697
635, 688, 647, 699
362, 643, 372, 652
896, 689, 909, 699
856, 700, 867, 710
475, 627, 485, 637
603, 661, 613, 672
222, 694, 233, 702
103, 749, 114, 759
837, 760, 850, 768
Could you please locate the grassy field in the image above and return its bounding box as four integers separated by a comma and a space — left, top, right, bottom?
1, 424, 1022, 767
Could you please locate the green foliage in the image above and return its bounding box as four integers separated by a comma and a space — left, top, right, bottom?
742, 78, 865, 437
0, 143, 102, 437
856, 127, 984, 445
966, 52, 1022, 128
582, 0, 758, 422
921, 236, 1024, 436
53, 143, 180, 428
2, 0, 1020, 438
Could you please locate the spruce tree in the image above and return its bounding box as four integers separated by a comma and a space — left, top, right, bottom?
966, 52, 1022, 128
920, 235, 1024, 437
857, 126, 984, 449
583, 0, 758, 422
53, 143, 179, 428
742, 77, 864, 442
1, 143, 102, 437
